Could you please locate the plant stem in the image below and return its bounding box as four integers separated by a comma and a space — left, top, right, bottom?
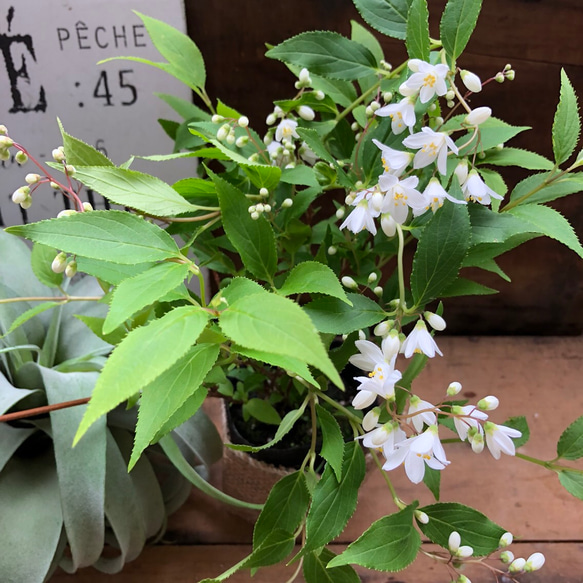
515, 452, 583, 474
0, 397, 90, 423
308, 393, 318, 473
0, 295, 101, 304
396, 224, 407, 311
370, 448, 404, 508
315, 388, 362, 425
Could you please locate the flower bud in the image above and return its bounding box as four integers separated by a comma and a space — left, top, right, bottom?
226, 132, 236, 145
297, 105, 315, 121
477, 396, 499, 411
454, 160, 468, 185
248, 205, 256, 214
82, 202, 93, 212
446, 99, 455, 109
299, 67, 312, 85
15, 150, 28, 165
524, 552, 545, 572
352, 390, 377, 410
505, 70, 515, 81
457, 545, 474, 558
250, 211, 260, 220
0, 135, 13, 148
282, 198, 293, 208
259, 187, 269, 197
499, 532, 513, 547
456, 576, 471, 583
237, 116, 249, 128
373, 286, 383, 297
25, 173, 41, 184
327, 245, 337, 255
362, 407, 381, 431
508, 557, 526, 573
255, 203, 265, 213
263, 204, 271, 213
341, 276, 358, 289
20, 196, 32, 210
445, 90, 456, 101
12, 187, 29, 204
495, 72, 505, 83
216, 124, 229, 141
57, 209, 77, 218
447, 381, 462, 396
500, 550, 514, 564
469, 432, 484, 453
465, 106, 492, 126
381, 214, 397, 237
415, 510, 429, 524
367, 272, 377, 284
52, 147, 65, 162
314, 90, 325, 100
460, 70, 482, 93
351, 122, 359, 132
358, 329, 366, 341
50, 181, 60, 190
0, 148, 9, 161
374, 320, 391, 337
235, 136, 249, 148
51, 252, 67, 274
448, 531, 461, 553
382, 91, 393, 103
266, 113, 277, 125
65, 260, 77, 278
211, 114, 224, 123
0, 124, 7, 135
65, 164, 76, 176
335, 207, 345, 219
424, 311, 446, 331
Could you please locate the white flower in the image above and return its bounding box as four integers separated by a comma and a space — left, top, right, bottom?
403, 127, 459, 175
375, 97, 416, 135
461, 70, 483, 93
408, 395, 438, 432
266, 140, 283, 163
359, 421, 407, 457
484, 422, 522, 459
401, 320, 443, 358
372, 138, 413, 176
353, 360, 402, 402
340, 188, 380, 235
383, 425, 450, 484
418, 178, 466, 215
461, 170, 503, 205
401, 61, 450, 103
377, 174, 425, 224
452, 405, 488, 441
298, 141, 318, 165
275, 119, 299, 142
465, 106, 492, 126
524, 552, 545, 572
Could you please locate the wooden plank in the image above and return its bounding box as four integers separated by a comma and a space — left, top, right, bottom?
51, 542, 583, 582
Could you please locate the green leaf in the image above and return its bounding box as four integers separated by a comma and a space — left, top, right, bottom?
508, 172, 583, 206
58, 119, 113, 167
410, 197, 471, 306
103, 262, 189, 334
507, 204, 583, 258
303, 442, 366, 553
406, 0, 430, 61
553, 69, 581, 165
0, 302, 60, 340
244, 398, 282, 425
328, 504, 420, 571
450, 117, 530, 156
130, 343, 219, 469
304, 293, 386, 334
468, 204, 534, 246
6, 211, 181, 265
352, 0, 411, 40
212, 171, 277, 282
134, 11, 205, 89
245, 529, 296, 569
75, 258, 153, 285
558, 470, 583, 501
281, 165, 320, 187
316, 404, 345, 481
423, 466, 441, 500
75, 315, 126, 345
440, 0, 483, 62
253, 472, 310, 548
227, 402, 308, 453
303, 548, 360, 583
502, 416, 530, 449
440, 277, 498, 297
419, 502, 506, 556
155, 92, 211, 121
480, 147, 554, 171
31, 243, 63, 288
351, 20, 384, 64
557, 416, 583, 461
266, 31, 378, 81
74, 167, 199, 217
279, 261, 351, 304
219, 293, 342, 388
74, 305, 209, 443
241, 164, 282, 192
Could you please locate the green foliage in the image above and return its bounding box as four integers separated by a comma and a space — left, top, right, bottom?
419, 502, 506, 556
406, 0, 430, 61
303, 548, 360, 583
352, 0, 412, 40
503, 416, 530, 448
328, 505, 420, 571
279, 261, 350, 303
558, 470, 583, 500
553, 69, 581, 165
557, 416, 583, 460
440, 0, 483, 62
316, 404, 346, 481
59, 119, 113, 167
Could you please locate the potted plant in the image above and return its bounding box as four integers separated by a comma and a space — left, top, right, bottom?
1, 0, 583, 581
0, 230, 225, 580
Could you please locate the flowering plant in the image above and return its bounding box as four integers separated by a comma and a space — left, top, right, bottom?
2, 0, 583, 581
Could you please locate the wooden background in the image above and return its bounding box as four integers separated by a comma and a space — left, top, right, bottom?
183, 0, 583, 334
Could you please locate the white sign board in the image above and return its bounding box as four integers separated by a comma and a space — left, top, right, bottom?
0, 0, 195, 227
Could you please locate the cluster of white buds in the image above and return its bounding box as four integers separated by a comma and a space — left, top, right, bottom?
248, 202, 271, 220
0, 127, 14, 161
51, 252, 77, 277
52, 146, 66, 163
496, 533, 545, 575
12, 186, 32, 209
56, 202, 93, 219
295, 67, 312, 89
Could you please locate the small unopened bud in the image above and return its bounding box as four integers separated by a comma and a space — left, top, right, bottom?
434, 116, 444, 126
457, 545, 474, 558
358, 329, 366, 340
365, 105, 374, 117
382, 91, 393, 103
52, 147, 65, 162
373, 286, 383, 297
263, 204, 271, 212
65, 260, 77, 278
367, 272, 377, 284
57, 209, 77, 218
65, 164, 76, 176
226, 131, 236, 145
524, 552, 545, 572
335, 207, 345, 219
314, 90, 325, 100
327, 245, 337, 255
216, 124, 229, 141
477, 396, 499, 411
0, 135, 13, 148
15, 150, 28, 165
82, 202, 93, 211
454, 160, 468, 185
447, 99, 455, 108
362, 407, 381, 431
465, 106, 492, 126
495, 72, 505, 83
237, 115, 249, 128
345, 192, 356, 205
51, 252, 67, 273
415, 510, 429, 524
266, 113, 277, 125
447, 381, 462, 396
299, 67, 312, 85
0, 124, 7, 135
508, 557, 526, 574
25, 173, 41, 184
211, 114, 224, 123
460, 70, 482, 93
504, 63, 512, 72
235, 136, 249, 148
505, 70, 515, 81
20, 196, 32, 209
445, 90, 456, 101
250, 211, 260, 220
499, 532, 513, 548
456, 576, 471, 583
297, 105, 315, 121
374, 321, 391, 337
381, 214, 397, 237
255, 203, 265, 213
248, 205, 256, 214
369, 100, 380, 113
341, 276, 357, 289
259, 187, 269, 197
282, 198, 293, 208
448, 531, 461, 554
380, 59, 392, 71
12, 187, 29, 204
469, 432, 484, 453
50, 181, 60, 190
424, 311, 446, 331
428, 103, 437, 113
248, 153, 259, 163
351, 122, 359, 132
500, 550, 514, 564
0, 148, 9, 161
